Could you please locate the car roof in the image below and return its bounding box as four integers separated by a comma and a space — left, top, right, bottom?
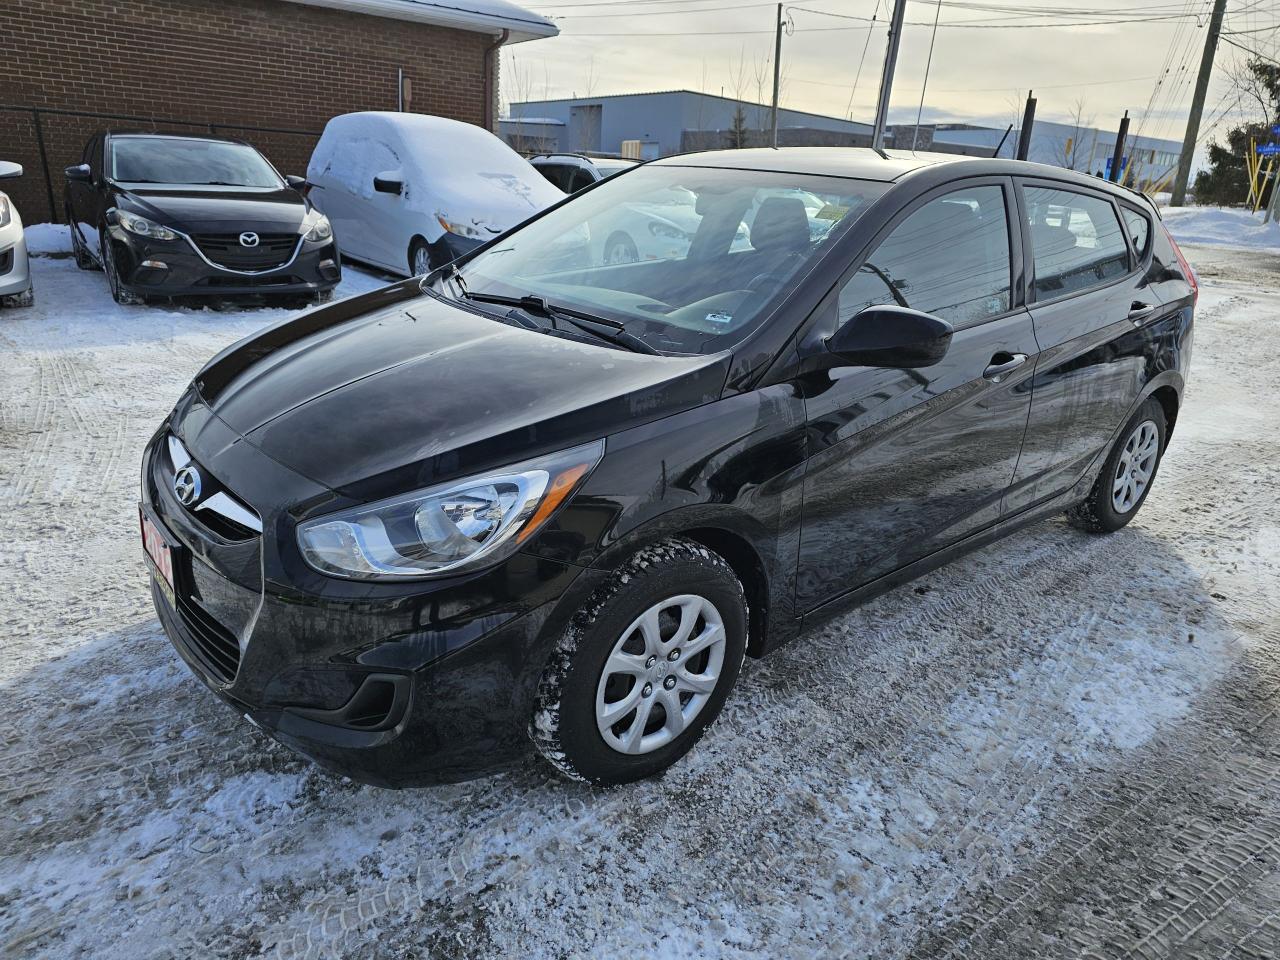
653, 147, 1159, 205
106, 131, 252, 147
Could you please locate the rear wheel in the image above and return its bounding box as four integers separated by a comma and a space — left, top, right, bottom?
1067, 397, 1167, 533
69, 214, 98, 271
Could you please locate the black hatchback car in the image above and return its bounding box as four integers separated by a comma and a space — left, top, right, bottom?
66, 132, 340, 304
141, 148, 1196, 787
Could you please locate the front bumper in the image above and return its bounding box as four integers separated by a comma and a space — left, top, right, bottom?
112, 226, 341, 298
142, 427, 603, 786
0, 218, 31, 298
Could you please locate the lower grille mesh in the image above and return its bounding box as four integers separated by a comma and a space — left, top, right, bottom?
173, 589, 241, 683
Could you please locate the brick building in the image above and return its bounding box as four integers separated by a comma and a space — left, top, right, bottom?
1, 0, 556, 224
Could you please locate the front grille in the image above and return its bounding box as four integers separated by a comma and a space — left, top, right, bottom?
173, 582, 242, 683
0, 246, 12, 276
190, 233, 298, 272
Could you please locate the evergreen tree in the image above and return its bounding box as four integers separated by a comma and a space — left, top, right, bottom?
1193, 59, 1280, 205
725, 106, 749, 149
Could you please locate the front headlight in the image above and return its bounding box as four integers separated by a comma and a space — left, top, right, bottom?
437, 215, 484, 239
302, 209, 332, 242
116, 210, 177, 241
0, 195, 11, 230
648, 220, 690, 241
296, 440, 604, 580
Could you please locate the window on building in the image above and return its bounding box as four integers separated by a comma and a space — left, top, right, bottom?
1024, 186, 1129, 298
839, 184, 1012, 326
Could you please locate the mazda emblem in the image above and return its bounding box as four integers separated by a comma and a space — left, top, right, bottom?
239, 232, 260, 248
173, 465, 202, 507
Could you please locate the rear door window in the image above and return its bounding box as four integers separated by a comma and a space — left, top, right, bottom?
568, 168, 596, 192
1024, 186, 1129, 299
839, 184, 1012, 326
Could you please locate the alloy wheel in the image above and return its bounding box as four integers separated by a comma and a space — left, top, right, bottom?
595, 594, 726, 755
412, 245, 432, 275
1111, 419, 1159, 513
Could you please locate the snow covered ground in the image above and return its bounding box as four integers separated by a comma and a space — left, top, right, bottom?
2, 228, 1279, 959
1161, 204, 1280, 252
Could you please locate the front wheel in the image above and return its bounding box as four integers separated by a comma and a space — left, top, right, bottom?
1067, 397, 1167, 533
603, 232, 639, 265
409, 239, 433, 276
102, 236, 144, 305
531, 538, 748, 785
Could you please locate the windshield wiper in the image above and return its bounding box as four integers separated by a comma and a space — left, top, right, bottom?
462, 292, 659, 356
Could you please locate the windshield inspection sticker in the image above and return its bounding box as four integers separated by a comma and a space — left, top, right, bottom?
705, 312, 734, 326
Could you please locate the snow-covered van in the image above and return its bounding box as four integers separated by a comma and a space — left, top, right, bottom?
306, 112, 562, 277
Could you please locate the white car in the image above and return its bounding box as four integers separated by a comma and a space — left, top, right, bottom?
306, 112, 562, 277
0, 161, 33, 308
530, 154, 639, 193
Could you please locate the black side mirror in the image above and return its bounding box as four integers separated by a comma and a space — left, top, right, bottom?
373, 176, 403, 196
826, 304, 953, 369
285, 174, 308, 191
65, 163, 92, 183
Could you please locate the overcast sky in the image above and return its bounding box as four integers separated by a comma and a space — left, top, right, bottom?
503, 0, 1274, 153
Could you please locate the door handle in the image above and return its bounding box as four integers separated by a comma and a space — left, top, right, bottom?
983, 353, 1027, 382
1128, 301, 1156, 325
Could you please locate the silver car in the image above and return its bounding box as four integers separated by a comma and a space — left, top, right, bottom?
0, 161, 33, 308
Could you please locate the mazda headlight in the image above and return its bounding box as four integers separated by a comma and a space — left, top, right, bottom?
116, 210, 177, 241
0, 195, 10, 230
297, 440, 604, 580
437, 215, 484, 239
302, 209, 332, 242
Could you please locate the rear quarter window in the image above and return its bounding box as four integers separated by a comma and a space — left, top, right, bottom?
1122, 207, 1152, 258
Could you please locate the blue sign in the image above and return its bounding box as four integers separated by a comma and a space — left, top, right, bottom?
1257, 143, 1280, 156
1272, 125, 1280, 135
1105, 156, 1128, 178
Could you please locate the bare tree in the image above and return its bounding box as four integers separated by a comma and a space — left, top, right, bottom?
1057, 96, 1095, 170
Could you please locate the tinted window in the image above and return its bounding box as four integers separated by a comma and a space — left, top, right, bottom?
535, 163, 573, 192
1024, 186, 1129, 299
569, 168, 596, 192
839, 184, 1012, 325
109, 137, 282, 188
1122, 207, 1151, 257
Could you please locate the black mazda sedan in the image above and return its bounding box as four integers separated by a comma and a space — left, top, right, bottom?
141, 148, 1196, 786
66, 132, 340, 304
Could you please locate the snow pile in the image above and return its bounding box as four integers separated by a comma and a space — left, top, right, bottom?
23, 222, 71, 255
1162, 205, 1280, 251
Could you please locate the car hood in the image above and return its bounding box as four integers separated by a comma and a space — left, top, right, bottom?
191, 284, 728, 500
117, 184, 308, 232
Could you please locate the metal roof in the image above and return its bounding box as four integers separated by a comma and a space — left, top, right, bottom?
277, 0, 557, 43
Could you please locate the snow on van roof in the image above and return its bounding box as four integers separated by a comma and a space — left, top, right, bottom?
309, 112, 563, 231
278, 0, 557, 43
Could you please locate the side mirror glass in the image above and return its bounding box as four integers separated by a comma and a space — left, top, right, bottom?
826, 304, 953, 369
65, 163, 92, 183
373, 172, 403, 195
0, 161, 23, 180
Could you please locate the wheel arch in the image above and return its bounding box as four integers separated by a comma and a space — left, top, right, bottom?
1148, 383, 1180, 440
678, 526, 771, 658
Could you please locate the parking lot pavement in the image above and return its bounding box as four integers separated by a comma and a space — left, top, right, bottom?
1, 244, 1278, 960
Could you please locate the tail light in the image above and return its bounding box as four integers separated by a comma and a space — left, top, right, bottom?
1164, 225, 1198, 306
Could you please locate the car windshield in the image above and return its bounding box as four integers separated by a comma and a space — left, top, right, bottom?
457, 165, 886, 355
109, 138, 282, 188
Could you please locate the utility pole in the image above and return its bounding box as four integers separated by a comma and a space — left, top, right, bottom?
871, 0, 908, 150
1171, 0, 1229, 206
1110, 111, 1130, 182
1015, 91, 1037, 160
771, 3, 783, 148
